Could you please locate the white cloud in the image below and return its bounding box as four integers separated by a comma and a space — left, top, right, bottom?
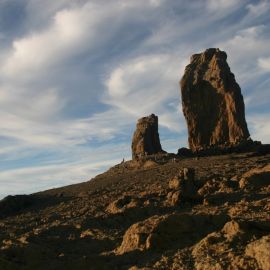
218, 25, 266, 61
104, 53, 186, 132
0, 139, 131, 199
2, 4, 97, 78
206, 0, 241, 11
106, 68, 129, 98
215, 24, 270, 113
246, 0, 270, 16
0, 108, 130, 148
0, 85, 65, 121
0, 158, 121, 199
258, 57, 270, 71
0, 1, 172, 151
216, 25, 270, 87
247, 113, 270, 144
1, 0, 166, 80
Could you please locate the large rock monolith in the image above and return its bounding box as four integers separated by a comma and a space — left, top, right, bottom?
132, 114, 163, 159
180, 48, 250, 152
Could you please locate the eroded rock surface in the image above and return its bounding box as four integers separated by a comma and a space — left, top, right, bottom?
106, 195, 139, 214
116, 213, 228, 255
132, 114, 164, 159
245, 235, 270, 270
0, 195, 35, 218
239, 164, 270, 189
167, 168, 198, 205
180, 48, 250, 152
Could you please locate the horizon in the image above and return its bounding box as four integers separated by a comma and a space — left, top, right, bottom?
1, 0, 270, 199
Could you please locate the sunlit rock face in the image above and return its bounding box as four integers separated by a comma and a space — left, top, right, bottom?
180, 48, 250, 152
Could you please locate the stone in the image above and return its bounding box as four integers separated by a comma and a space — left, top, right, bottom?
191, 230, 259, 270
177, 147, 193, 157
167, 168, 197, 205
168, 190, 181, 206
0, 195, 36, 218
116, 215, 163, 254
245, 235, 270, 270
106, 196, 138, 214
183, 167, 195, 181
116, 213, 229, 255
180, 48, 250, 152
221, 220, 249, 240
142, 160, 158, 169
131, 114, 164, 159
168, 177, 181, 190
239, 164, 270, 189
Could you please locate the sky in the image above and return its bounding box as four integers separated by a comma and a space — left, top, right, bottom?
0, 0, 270, 199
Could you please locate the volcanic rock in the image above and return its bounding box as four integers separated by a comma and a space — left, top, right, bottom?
0, 195, 36, 218
177, 147, 193, 157
167, 168, 198, 205
245, 235, 270, 270
221, 220, 248, 240
239, 164, 270, 189
131, 114, 164, 159
106, 195, 139, 214
116, 213, 228, 255
180, 48, 250, 152
167, 190, 181, 206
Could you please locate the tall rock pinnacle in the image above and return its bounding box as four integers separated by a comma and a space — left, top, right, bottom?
132, 114, 164, 159
180, 48, 250, 152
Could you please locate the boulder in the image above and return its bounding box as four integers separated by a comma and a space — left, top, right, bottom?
116, 213, 229, 254
167, 168, 198, 205
239, 164, 270, 189
180, 48, 250, 152
245, 235, 270, 270
221, 220, 249, 240
106, 196, 138, 214
168, 177, 181, 190
167, 190, 181, 206
177, 147, 193, 157
0, 195, 36, 218
131, 114, 164, 159
142, 160, 158, 169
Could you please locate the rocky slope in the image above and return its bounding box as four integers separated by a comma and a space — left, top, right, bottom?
0, 151, 269, 270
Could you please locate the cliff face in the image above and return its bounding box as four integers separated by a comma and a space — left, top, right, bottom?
131, 114, 163, 159
180, 48, 250, 152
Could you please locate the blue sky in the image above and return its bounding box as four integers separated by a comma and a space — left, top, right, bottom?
0, 0, 270, 198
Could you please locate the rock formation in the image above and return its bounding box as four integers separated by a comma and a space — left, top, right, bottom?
106, 195, 138, 214
239, 164, 270, 189
246, 235, 270, 270
0, 195, 36, 219
116, 213, 228, 255
131, 114, 164, 159
180, 48, 250, 152
167, 168, 198, 206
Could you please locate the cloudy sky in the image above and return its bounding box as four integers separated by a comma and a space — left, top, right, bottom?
0, 0, 270, 198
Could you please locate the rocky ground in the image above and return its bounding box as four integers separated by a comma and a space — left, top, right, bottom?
0, 151, 269, 270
